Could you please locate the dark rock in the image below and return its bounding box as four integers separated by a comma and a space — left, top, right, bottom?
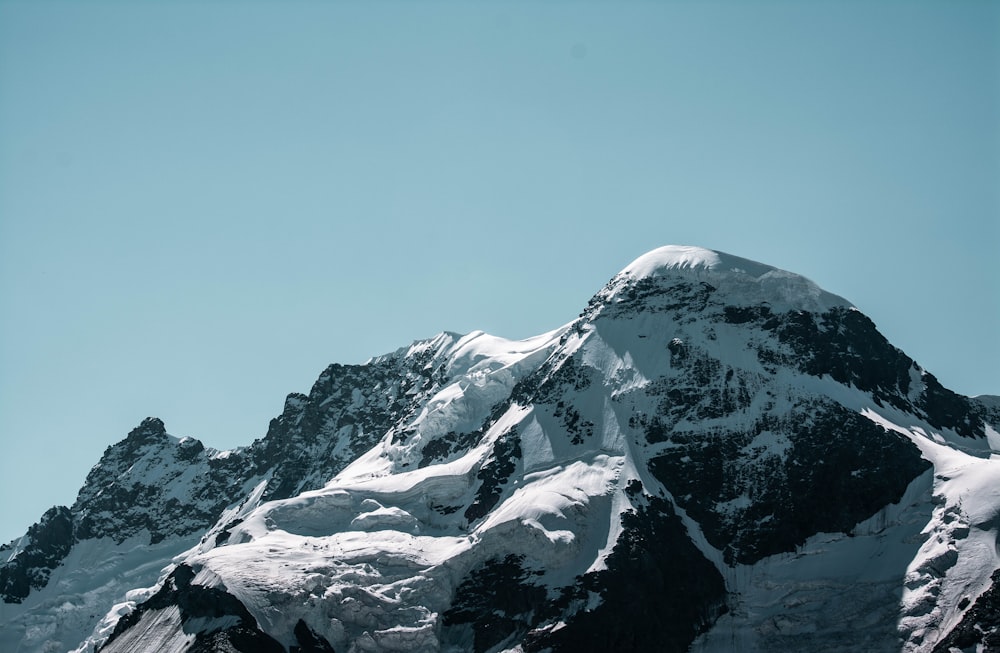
125, 417, 168, 445
919, 371, 985, 439
524, 496, 727, 652
649, 400, 931, 564
251, 347, 453, 501
419, 429, 482, 468
933, 568, 1000, 652
464, 431, 522, 522
724, 305, 773, 324
291, 618, 337, 653
101, 564, 285, 653
6, 336, 464, 604
0, 506, 75, 603
443, 554, 548, 653
596, 277, 717, 318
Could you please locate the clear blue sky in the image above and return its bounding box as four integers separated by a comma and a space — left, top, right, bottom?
1, 1, 997, 544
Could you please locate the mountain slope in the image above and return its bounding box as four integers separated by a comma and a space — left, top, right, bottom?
0, 333, 512, 652
3, 245, 997, 653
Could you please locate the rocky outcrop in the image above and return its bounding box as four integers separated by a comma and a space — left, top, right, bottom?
0, 505, 73, 603
99, 564, 285, 653
2, 338, 461, 611
932, 568, 1000, 652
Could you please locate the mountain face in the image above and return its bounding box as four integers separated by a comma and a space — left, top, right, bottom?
2, 245, 998, 653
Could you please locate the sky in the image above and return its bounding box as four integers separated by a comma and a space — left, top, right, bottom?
0, 0, 997, 545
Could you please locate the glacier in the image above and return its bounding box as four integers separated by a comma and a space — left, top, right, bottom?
2, 245, 999, 653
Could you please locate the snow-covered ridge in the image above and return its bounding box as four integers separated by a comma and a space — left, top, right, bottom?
611, 244, 852, 313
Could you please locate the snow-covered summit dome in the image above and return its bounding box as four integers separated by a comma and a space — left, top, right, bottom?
610, 245, 852, 313
623, 245, 763, 277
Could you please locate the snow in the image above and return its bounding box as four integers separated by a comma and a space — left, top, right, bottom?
443, 327, 570, 375
623, 245, 725, 276
861, 409, 1000, 649
13, 244, 998, 652
350, 506, 421, 534
986, 422, 1000, 452
99, 606, 196, 653
519, 414, 555, 471
693, 471, 937, 652
692, 407, 1000, 652
478, 456, 622, 535
612, 245, 852, 313
112, 413, 628, 650
975, 394, 1000, 410
0, 532, 197, 653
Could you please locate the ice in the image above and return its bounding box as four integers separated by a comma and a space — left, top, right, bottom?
11, 245, 995, 653
0, 533, 198, 653
693, 471, 936, 652
350, 506, 421, 534
622, 245, 725, 276
97, 606, 196, 653
612, 244, 852, 313
518, 414, 555, 472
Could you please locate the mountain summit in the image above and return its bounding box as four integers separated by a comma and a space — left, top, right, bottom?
3, 246, 998, 653
611, 245, 850, 312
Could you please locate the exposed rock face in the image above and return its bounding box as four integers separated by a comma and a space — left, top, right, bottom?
524, 495, 729, 653
251, 344, 454, 502
99, 564, 286, 653
648, 399, 931, 564
0, 506, 73, 603
3, 245, 998, 653
931, 568, 1000, 652
0, 338, 466, 652
74, 417, 245, 544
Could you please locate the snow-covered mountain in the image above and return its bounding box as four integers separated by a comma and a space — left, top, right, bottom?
3, 245, 998, 653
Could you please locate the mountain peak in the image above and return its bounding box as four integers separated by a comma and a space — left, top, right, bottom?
608, 244, 852, 313
621, 244, 726, 275
124, 416, 168, 444
6, 247, 999, 653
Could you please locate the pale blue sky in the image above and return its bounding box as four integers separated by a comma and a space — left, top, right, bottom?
1, 1, 997, 544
